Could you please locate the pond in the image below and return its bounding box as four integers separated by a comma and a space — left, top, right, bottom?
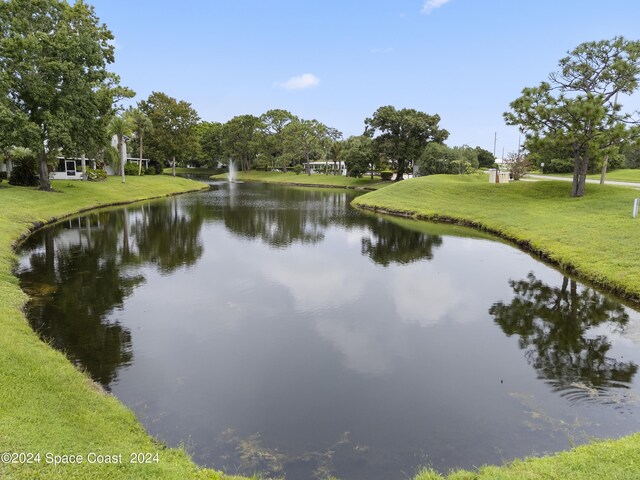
16, 181, 640, 480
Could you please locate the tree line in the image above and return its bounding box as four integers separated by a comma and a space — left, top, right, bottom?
2, 0, 640, 196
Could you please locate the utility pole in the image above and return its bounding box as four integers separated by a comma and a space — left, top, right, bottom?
493, 132, 497, 158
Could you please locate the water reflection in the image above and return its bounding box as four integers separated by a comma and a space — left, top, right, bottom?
15, 183, 640, 479
490, 273, 638, 405
361, 217, 443, 266
18, 201, 206, 388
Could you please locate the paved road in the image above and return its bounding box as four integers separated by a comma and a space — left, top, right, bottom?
525, 174, 640, 188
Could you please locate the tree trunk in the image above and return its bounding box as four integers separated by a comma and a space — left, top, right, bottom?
6, 158, 12, 179
576, 151, 590, 197
599, 154, 608, 185
138, 132, 144, 176
172, 156, 176, 177
394, 160, 404, 181
571, 152, 581, 197
38, 150, 52, 191
81, 154, 86, 179
120, 137, 126, 184
306, 150, 311, 175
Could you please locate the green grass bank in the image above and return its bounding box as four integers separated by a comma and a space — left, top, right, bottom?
163, 167, 221, 175
211, 170, 389, 189
0, 176, 249, 480
354, 174, 640, 302
536, 168, 640, 183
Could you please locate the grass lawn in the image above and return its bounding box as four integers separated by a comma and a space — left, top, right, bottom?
536, 168, 640, 183
354, 173, 640, 301
210, 170, 389, 189
0, 176, 249, 480
163, 167, 221, 175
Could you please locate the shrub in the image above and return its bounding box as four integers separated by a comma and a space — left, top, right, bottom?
542, 158, 574, 174
0, 171, 6, 184
86, 169, 107, 182
9, 152, 39, 187
148, 160, 163, 175
380, 170, 394, 181
124, 162, 143, 176
293, 164, 303, 175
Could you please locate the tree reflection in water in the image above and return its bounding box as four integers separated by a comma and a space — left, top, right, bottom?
490, 272, 638, 405
18, 200, 206, 389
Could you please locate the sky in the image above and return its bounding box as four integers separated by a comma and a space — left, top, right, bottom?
90, 0, 640, 156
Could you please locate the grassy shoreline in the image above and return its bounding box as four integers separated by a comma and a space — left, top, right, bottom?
354, 174, 640, 304
4, 174, 640, 479
210, 170, 389, 189
0, 176, 247, 480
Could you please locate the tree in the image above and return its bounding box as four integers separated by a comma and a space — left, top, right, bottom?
282, 119, 327, 175
0, 0, 131, 190
260, 109, 298, 170
417, 143, 478, 175
475, 147, 495, 168
125, 108, 153, 175
505, 37, 640, 197
108, 115, 131, 183
196, 121, 224, 168
364, 106, 449, 181
339, 136, 375, 177
139, 92, 200, 176
221, 115, 265, 171
502, 151, 531, 180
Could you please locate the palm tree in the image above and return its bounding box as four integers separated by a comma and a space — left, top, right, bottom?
126, 108, 153, 176
109, 115, 132, 183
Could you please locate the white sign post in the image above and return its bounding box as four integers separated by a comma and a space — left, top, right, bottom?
633, 198, 639, 219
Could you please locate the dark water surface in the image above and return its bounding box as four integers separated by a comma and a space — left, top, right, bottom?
16, 182, 640, 480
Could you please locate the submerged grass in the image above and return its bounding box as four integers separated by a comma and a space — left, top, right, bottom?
0, 176, 249, 479
354, 174, 640, 302
210, 170, 389, 189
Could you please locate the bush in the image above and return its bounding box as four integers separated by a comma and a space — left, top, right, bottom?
9, 156, 39, 186
86, 169, 107, 182
293, 164, 303, 175
148, 160, 163, 175
380, 170, 394, 181
124, 162, 143, 176
0, 171, 6, 184
541, 158, 574, 174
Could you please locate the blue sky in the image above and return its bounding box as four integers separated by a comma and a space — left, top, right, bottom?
91, 0, 640, 156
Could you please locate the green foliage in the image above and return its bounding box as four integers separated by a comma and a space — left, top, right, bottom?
541, 158, 574, 174
0, 0, 133, 191
140, 92, 201, 167
124, 162, 142, 176
475, 147, 495, 168
8, 148, 38, 187
196, 121, 224, 167
418, 144, 478, 175
293, 164, 303, 175
339, 135, 375, 177
221, 114, 265, 171
85, 168, 107, 182
505, 36, 640, 197
281, 119, 329, 173
364, 105, 449, 181
380, 170, 394, 181
148, 160, 163, 175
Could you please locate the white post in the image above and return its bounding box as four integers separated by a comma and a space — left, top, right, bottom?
633, 198, 639, 219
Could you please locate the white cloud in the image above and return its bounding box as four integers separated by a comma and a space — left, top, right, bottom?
422, 0, 452, 14
279, 73, 320, 90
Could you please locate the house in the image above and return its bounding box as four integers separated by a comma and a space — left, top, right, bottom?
303, 161, 347, 175
51, 156, 97, 180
